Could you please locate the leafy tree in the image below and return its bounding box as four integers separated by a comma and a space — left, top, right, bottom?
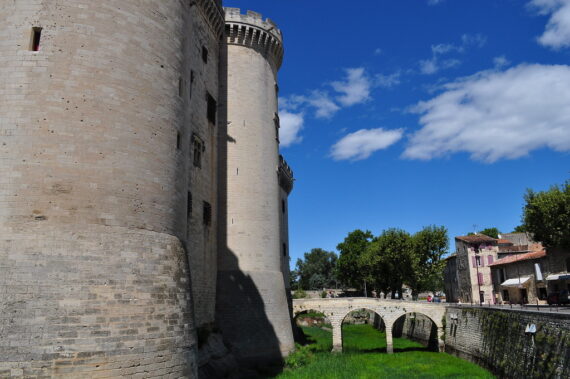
512, 225, 527, 233
409, 226, 449, 298
479, 227, 500, 239
360, 228, 414, 298
523, 181, 570, 248
335, 230, 373, 290
295, 248, 337, 290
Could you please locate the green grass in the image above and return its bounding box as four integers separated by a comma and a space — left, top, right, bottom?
276, 325, 494, 378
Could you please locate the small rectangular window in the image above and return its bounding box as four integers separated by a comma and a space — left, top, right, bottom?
30, 27, 42, 52
189, 70, 195, 99
179, 77, 184, 97
192, 134, 204, 168
207, 93, 217, 125
281, 199, 286, 214
203, 201, 211, 226
187, 192, 192, 216
274, 113, 280, 142
502, 290, 509, 301
283, 243, 287, 257
202, 46, 208, 64
176, 132, 181, 150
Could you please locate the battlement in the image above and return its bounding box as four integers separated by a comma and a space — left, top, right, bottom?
224, 7, 284, 69
278, 155, 294, 194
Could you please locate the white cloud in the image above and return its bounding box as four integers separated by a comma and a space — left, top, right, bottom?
529, 0, 570, 49
279, 110, 304, 147
331, 128, 404, 161
404, 64, 570, 162
375, 71, 401, 88
331, 68, 372, 107
493, 55, 510, 68
419, 34, 486, 75
374, 48, 383, 56
306, 91, 341, 119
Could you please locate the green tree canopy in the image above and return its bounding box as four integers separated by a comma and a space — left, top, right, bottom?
295, 248, 338, 290
335, 230, 373, 290
478, 227, 500, 239
523, 181, 570, 248
409, 225, 449, 297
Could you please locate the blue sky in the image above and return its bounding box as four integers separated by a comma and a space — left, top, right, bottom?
225, 0, 570, 268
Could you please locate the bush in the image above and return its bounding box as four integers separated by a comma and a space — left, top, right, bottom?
284, 344, 314, 369
293, 289, 307, 299
321, 290, 327, 298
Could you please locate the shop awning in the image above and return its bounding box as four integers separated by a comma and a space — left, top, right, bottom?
501, 276, 531, 287
546, 273, 570, 281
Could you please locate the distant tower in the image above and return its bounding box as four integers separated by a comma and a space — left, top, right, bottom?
216, 8, 294, 364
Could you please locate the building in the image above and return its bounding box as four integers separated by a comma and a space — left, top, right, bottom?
0, 1, 293, 377
443, 254, 459, 303
454, 234, 500, 304
490, 246, 569, 305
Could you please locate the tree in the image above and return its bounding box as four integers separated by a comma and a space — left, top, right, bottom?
479, 227, 500, 239
512, 225, 527, 233
335, 230, 373, 290
409, 225, 449, 298
360, 228, 414, 298
295, 248, 337, 290
523, 181, 570, 249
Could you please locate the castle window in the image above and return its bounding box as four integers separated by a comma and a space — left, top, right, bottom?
281, 199, 286, 214
189, 70, 195, 99
283, 243, 287, 257
187, 191, 192, 216
202, 46, 208, 64
207, 93, 217, 125
203, 201, 211, 226
192, 134, 204, 168
179, 77, 185, 97
30, 27, 42, 51
176, 132, 181, 150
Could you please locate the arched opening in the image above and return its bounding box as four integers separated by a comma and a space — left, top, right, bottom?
341, 308, 387, 353
293, 310, 332, 351
392, 312, 439, 352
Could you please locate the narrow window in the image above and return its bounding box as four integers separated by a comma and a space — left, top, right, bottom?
281, 199, 286, 214
283, 243, 287, 257
30, 27, 42, 52
192, 134, 204, 168
176, 132, 181, 150
189, 70, 195, 99
202, 46, 208, 64
475, 256, 481, 267
179, 77, 184, 97
187, 192, 192, 216
502, 290, 509, 301
207, 93, 217, 125
274, 113, 280, 142
203, 201, 211, 226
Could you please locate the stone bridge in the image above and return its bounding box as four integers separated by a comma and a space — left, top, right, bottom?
292, 298, 448, 353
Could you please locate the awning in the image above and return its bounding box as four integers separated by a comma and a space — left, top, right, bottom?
546, 273, 570, 281
501, 276, 531, 287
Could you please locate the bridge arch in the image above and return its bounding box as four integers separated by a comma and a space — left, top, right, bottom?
392, 312, 441, 351
339, 308, 386, 352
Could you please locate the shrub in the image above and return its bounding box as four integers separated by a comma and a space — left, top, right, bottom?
293, 289, 307, 299
284, 344, 314, 369
321, 290, 327, 298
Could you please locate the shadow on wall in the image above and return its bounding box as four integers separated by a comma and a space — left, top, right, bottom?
204, 39, 284, 378
392, 313, 439, 351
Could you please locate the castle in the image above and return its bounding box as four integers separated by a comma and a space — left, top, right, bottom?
0, 1, 294, 377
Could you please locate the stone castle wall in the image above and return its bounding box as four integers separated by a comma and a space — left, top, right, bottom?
0, 1, 223, 377
445, 306, 570, 378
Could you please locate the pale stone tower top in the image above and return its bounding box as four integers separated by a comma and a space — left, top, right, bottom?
224, 7, 284, 69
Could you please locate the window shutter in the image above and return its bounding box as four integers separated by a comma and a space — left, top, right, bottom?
472, 257, 477, 268
478, 273, 483, 285
488, 255, 494, 265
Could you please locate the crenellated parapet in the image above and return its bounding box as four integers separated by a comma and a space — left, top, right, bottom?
279, 155, 294, 194
195, 0, 225, 40
224, 7, 284, 69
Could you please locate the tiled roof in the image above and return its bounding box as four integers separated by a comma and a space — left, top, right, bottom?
489, 250, 547, 267
497, 239, 513, 245
455, 235, 497, 244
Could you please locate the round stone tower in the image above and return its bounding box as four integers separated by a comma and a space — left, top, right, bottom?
216, 8, 294, 365
0, 1, 210, 376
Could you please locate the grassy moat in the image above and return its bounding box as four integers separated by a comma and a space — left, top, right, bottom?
274, 324, 494, 378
